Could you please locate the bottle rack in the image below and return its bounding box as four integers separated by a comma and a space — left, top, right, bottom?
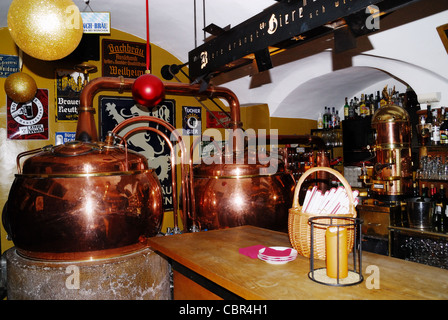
283, 145, 315, 181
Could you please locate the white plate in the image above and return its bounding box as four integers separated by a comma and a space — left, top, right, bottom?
258, 246, 297, 264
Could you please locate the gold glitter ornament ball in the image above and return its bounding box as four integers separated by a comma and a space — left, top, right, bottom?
4, 72, 38, 103
7, 0, 83, 61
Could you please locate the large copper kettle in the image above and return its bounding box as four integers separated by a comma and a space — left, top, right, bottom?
3, 138, 163, 261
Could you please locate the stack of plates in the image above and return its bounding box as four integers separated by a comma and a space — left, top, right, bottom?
258, 246, 298, 264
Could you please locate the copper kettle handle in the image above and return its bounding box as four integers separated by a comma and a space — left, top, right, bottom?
16, 145, 53, 174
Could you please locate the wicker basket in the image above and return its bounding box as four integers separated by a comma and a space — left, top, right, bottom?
288, 167, 357, 260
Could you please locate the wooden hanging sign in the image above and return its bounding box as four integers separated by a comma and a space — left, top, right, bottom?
188, 0, 419, 80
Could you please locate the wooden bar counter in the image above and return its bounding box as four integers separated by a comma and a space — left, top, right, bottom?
147, 226, 448, 300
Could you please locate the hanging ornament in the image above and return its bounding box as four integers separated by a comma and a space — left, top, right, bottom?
132, 73, 165, 107
7, 0, 83, 61
4, 72, 38, 103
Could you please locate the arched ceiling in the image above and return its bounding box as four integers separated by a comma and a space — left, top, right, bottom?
1, 0, 447, 120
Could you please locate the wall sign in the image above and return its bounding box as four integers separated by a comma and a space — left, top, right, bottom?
102, 39, 147, 78
55, 132, 76, 145
99, 96, 176, 211
81, 12, 111, 34
206, 111, 231, 128
55, 69, 87, 122
0, 54, 19, 78
183, 106, 202, 136
7, 89, 49, 140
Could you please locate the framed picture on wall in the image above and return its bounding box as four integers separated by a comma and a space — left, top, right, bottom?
99, 96, 176, 212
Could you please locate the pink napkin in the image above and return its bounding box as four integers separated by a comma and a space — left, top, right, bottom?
263, 247, 292, 257
239, 245, 293, 259
238, 245, 266, 259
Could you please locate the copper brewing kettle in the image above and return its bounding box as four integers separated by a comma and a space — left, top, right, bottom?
3, 138, 163, 261
190, 138, 296, 232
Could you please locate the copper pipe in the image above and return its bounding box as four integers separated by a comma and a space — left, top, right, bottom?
76, 77, 242, 142
119, 125, 180, 232
77, 76, 132, 142
16, 146, 50, 174
111, 115, 190, 233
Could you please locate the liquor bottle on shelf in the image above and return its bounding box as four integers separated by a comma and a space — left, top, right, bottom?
426, 104, 433, 144
421, 183, 429, 198
354, 97, 360, 117
432, 108, 441, 146
440, 107, 448, 145
344, 97, 349, 120
375, 91, 381, 110
317, 112, 323, 129
359, 94, 366, 118
335, 110, 340, 128
365, 94, 371, 117
331, 107, 336, 128
348, 99, 355, 119
430, 184, 437, 199
323, 106, 329, 129
369, 94, 375, 115
412, 182, 419, 197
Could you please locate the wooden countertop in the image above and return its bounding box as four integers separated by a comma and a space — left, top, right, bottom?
147, 225, 448, 300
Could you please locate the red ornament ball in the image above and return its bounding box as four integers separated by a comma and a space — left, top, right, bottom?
132, 73, 165, 107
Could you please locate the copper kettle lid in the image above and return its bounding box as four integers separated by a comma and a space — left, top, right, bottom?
193, 148, 285, 177
372, 103, 410, 125
371, 86, 410, 125
20, 140, 149, 175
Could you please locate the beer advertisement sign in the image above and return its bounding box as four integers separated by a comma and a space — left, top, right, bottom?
102, 39, 147, 78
